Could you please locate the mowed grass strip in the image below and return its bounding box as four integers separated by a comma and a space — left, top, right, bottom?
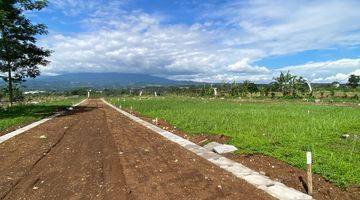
109, 96, 360, 187
0, 97, 82, 133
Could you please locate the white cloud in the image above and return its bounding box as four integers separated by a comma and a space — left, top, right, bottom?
313, 69, 360, 82
42, 10, 265, 81
228, 58, 271, 74
210, 0, 360, 55
171, 59, 359, 83
280, 58, 360, 72
276, 59, 360, 83
194, 74, 271, 83
51, 0, 127, 17
39, 0, 360, 83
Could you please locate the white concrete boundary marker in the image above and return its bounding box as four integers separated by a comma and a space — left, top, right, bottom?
102, 99, 312, 200
0, 98, 88, 144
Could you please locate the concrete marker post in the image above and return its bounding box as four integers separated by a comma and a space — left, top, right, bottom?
306, 151, 313, 195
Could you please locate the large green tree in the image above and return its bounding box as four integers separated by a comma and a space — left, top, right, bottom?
241, 80, 258, 95
230, 81, 240, 97
274, 71, 308, 97
347, 74, 359, 88
274, 71, 293, 96
0, 0, 51, 105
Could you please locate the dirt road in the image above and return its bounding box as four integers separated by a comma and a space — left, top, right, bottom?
0, 99, 273, 200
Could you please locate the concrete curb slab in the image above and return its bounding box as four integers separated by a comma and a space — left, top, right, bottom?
102, 99, 312, 200
213, 144, 238, 154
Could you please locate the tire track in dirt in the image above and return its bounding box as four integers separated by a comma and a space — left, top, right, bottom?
1, 100, 129, 199
96, 101, 130, 200
1, 99, 92, 197
0, 102, 88, 199
1, 119, 72, 199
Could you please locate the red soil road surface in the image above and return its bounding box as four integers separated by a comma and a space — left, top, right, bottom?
0, 99, 274, 200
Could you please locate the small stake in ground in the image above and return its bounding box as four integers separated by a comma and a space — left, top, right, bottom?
155, 117, 158, 125
306, 151, 313, 195
213, 88, 218, 96
119, 105, 122, 109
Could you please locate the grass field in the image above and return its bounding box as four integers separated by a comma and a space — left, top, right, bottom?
0, 97, 83, 134
108, 96, 360, 187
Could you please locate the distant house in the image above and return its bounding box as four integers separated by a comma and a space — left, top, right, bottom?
24, 90, 45, 95
331, 81, 340, 88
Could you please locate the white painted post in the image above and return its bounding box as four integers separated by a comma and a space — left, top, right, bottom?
119, 105, 122, 109
87, 90, 90, 98
155, 117, 158, 125
306, 80, 312, 93
213, 88, 218, 96
154, 91, 157, 97
139, 91, 143, 96
306, 151, 313, 195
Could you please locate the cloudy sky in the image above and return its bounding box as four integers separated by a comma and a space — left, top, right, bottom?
29, 0, 360, 83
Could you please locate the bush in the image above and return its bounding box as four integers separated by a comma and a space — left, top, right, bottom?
66, 88, 88, 96
353, 94, 359, 100
330, 90, 335, 97
271, 92, 276, 98
0, 90, 3, 100
320, 91, 325, 98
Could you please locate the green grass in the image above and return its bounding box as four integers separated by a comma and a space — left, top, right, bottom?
108, 96, 360, 187
0, 97, 83, 133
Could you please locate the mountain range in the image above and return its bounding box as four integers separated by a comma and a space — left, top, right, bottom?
1, 73, 197, 90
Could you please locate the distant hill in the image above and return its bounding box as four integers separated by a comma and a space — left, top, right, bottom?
13, 73, 196, 90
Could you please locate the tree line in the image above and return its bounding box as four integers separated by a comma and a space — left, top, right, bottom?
1, 71, 359, 102
194, 72, 359, 98
89, 72, 359, 99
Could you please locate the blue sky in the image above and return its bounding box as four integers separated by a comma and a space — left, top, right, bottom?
29, 0, 360, 83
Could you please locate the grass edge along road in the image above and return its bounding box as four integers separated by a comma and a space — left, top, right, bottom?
0, 97, 84, 135
108, 96, 360, 188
